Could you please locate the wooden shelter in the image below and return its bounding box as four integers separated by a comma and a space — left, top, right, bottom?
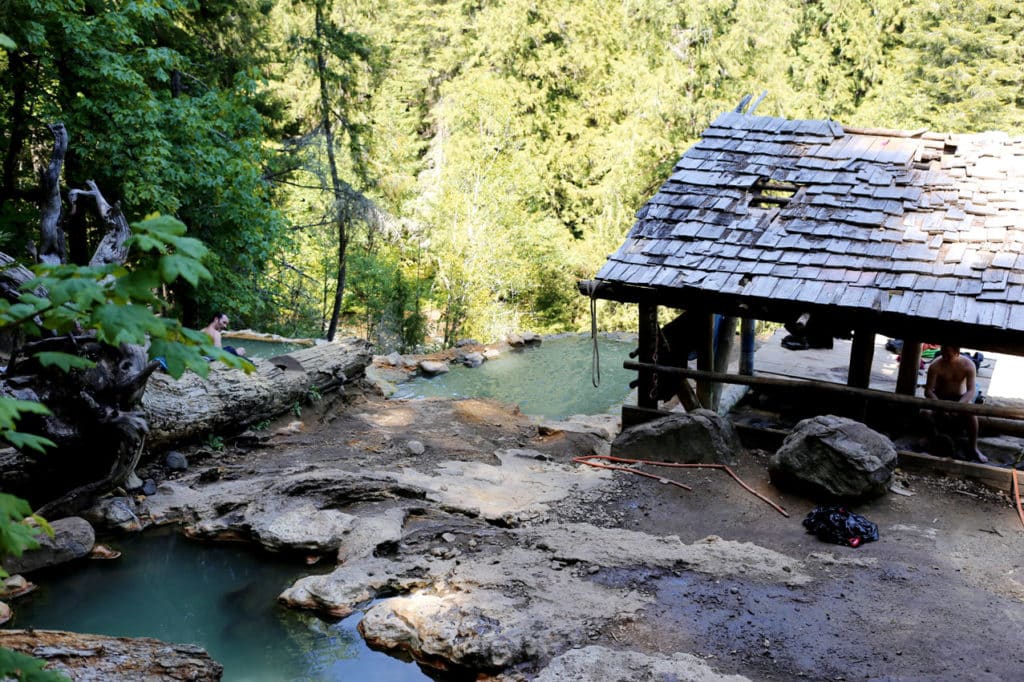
580, 103, 1024, 425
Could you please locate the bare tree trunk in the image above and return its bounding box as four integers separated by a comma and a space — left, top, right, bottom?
315, 0, 350, 342
0, 126, 154, 516
38, 123, 67, 265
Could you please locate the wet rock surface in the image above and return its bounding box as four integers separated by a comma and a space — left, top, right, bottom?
0, 629, 223, 681
103, 386, 1024, 680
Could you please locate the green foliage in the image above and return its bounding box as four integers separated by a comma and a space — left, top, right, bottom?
0, 493, 53, 580
0, 0, 288, 328
0, 647, 68, 682
203, 434, 225, 451
0, 213, 246, 589
4, 0, 1023, 348
0, 400, 54, 454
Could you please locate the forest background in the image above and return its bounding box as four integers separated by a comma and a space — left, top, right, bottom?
2, 0, 1022, 352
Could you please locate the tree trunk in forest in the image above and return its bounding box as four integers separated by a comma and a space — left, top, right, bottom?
38, 123, 68, 265
315, 0, 350, 342
141, 337, 372, 449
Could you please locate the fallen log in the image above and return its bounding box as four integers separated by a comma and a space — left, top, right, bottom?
141, 336, 373, 449
0, 629, 223, 681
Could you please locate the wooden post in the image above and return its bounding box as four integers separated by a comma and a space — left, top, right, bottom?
711, 316, 738, 411
739, 318, 756, 376
896, 340, 923, 396
637, 303, 658, 408
848, 328, 875, 389
696, 313, 715, 408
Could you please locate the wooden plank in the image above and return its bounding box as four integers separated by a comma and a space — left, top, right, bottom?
895, 340, 923, 395
623, 362, 1024, 420
637, 303, 658, 409
848, 329, 875, 388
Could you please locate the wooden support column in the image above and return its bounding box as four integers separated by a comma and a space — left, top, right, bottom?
739, 318, 756, 376
711, 316, 738, 411
895, 339, 922, 396
847, 328, 875, 389
637, 303, 658, 408
696, 313, 715, 408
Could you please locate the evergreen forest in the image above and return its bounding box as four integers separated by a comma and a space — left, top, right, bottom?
2, 0, 1022, 350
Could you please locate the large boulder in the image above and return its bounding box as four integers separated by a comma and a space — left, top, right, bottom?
2, 516, 94, 575
769, 415, 896, 500
610, 410, 742, 464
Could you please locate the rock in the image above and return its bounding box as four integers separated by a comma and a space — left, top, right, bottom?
538, 414, 621, 458
0, 629, 224, 681
455, 338, 479, 347
419, 360, 449, 376
0, 602, 9, 625
769, 415, 896, 500
272, 420, 304, 436
124, 471, 144, 491
536, 645, 750, 682
407, 440, 426, 455
459, 351, 485, 368
386, 351, 405, 367
482, 348, 501, 360
257, 504, 356, 553
364, 365, 400, 397
2, 516, 95, 575
337, 508, 408, 564
1, 575, 35, 601
141, 478, 158, 496
507, 331, 541, 347
165, 450, 188, 471
82, 496, 143, 533
611, 410, 742, 464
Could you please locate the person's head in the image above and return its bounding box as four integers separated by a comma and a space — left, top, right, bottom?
940, 345, 961, 361
209, 312, 229, 331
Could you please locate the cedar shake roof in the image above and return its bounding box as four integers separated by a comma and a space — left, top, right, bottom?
592, 110, 1024, 346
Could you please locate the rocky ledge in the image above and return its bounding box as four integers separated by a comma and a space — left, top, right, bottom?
0, 630, 223, 681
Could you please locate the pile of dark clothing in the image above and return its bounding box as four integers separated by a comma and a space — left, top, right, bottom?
803, 506, 879, 548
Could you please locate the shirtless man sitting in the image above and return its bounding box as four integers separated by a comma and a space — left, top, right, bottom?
923, 345, 986, 463
201, 312, 246, 357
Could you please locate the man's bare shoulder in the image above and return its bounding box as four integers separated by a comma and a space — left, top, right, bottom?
955, 355, 976, 373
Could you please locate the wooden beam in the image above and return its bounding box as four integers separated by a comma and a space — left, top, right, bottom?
733, 422, 1014, 493
848, 328, 875, 389
740, 318, 756, 375
696, 313, 715, 407
622, 361, 1024, 421
637, 303, 658, 409
896, 340, 922, 396
712, 316, 738, 410
576, 280, 1024, 356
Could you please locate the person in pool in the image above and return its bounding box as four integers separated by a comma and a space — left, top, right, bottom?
923, 345, 986, 463
201, 312, 246, 357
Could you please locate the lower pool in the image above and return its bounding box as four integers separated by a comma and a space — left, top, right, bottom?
5, 529, 428, 681
391, 333, 637, 420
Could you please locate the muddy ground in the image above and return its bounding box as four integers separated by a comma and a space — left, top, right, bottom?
144, 381, 1024, 681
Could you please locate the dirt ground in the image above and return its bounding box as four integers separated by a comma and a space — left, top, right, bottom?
165, 382, 1024, 681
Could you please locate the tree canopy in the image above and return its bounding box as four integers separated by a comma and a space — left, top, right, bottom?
2, 0, 1021, 346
